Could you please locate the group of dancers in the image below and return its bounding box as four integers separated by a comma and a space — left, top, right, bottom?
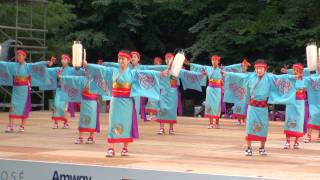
1, 48, 320, 157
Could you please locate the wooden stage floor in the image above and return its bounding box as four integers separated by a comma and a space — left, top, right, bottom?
0, 111, 319, 179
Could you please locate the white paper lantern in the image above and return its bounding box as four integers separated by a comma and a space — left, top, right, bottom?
72, 41, 83, 68
169, 52, 185, 77
306, 43, 318, 71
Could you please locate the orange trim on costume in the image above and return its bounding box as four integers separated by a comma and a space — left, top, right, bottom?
246, 134, 267, 141
14, 76, 30, 82
112, 82, 131, 89
208, 79, 222, 87
52, 116, 67, 122
170, 78, 178, 88
284, 130, 304, 138
296, 89, 306, 100
308, 124, 320, 130
78, 128, 96, 133
112, 82, 131, 97
13, 76, 31, 86
107, 138, 133, 143
156, 119, 177, 124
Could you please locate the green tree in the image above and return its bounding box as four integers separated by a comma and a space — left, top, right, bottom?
0, 0, 75, 59
62, 0, 197, 63
186, 0, 320, 71
62, 0, 320, 69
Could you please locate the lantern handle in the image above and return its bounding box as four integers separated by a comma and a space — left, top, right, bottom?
83, 48, 86, 65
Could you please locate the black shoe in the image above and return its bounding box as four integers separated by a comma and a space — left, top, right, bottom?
259, 148, 267, 156
245, 148, 253, 156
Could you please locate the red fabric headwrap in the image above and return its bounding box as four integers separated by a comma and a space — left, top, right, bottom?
17, 50, 27, 57
165, 53, 174, 59
254, 63, 267, 68
293, 63, 304, 71
62, 54, 71, 61
118, 51, 132, 61
211, 55, 221, 61
131, 51, 141, 60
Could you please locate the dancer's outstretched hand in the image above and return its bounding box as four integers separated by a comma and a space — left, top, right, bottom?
160, 69, 169, 77
47, 60, 53, 67
83, 60, 88, 68
50, 56, 56, 64
184, 59, 190, 65
281, 65, 289, 73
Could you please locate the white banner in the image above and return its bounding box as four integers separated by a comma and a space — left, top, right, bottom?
0, 158, 269, 180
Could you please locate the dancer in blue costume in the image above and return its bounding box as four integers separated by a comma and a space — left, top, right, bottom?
130, 51, 144, 122
187, 55, 243, 129
145, 57, 163, 121
156, 53, 204, 135
1, 50, 52, 133
85, 50, 167, 157
304, 64, 320, 143
232, 59, 251, 125
283, 65, 311, 135
60, 72, 101, 145
50, 54, 85, 129
103, 52, 166, 122
156, 53, 177, 134
224, 59, 297, 156
281, 64, 308, 149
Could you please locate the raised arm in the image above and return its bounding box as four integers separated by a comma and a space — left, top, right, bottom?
29, 61, 52, 87
103, 62, 119, 68
0, 61, 17, 76
223, 63, 242, 73
0, 62, 14, 86
60, 76, 86, 102
39, 67, 59, 90
178, 69, 204, 92
189, 63, 211, 73
140, 65, 168, 71
267, 73, 297, 105
87, 63, 114, 97
223, 72, 249, 104
130, 69, 162, 100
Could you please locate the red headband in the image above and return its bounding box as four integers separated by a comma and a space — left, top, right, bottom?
293, 64, 304, 71
165, 53, 174, 59
17, 50, 27, 57
118, 51, 132, 60
254, 63, 267, 68
211, 55, 221, 61
131, 51, 141, 60
154, 57, 162, 64
62, 54, 71, 61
